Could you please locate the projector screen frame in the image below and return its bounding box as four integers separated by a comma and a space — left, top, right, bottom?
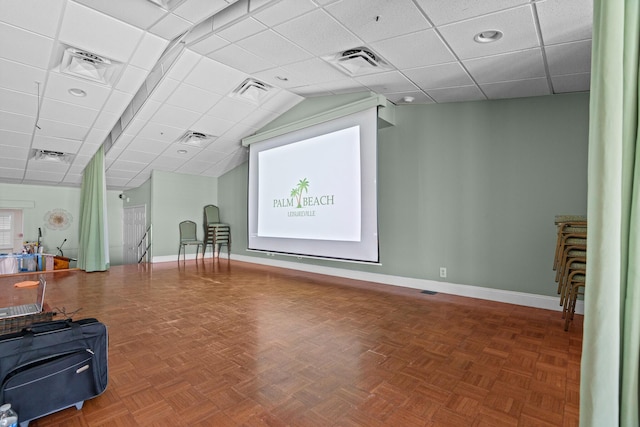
245, 104, 382, 264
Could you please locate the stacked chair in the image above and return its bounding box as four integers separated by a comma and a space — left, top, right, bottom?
553, 215, 587, 330
203, 204, 231, 259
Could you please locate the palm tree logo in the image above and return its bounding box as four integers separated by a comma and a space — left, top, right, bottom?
291, 178, 310, 208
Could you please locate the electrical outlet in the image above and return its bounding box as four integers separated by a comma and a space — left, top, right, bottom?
439, 267, 447, 278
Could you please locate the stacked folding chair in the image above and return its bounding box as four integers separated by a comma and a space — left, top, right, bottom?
552, 215, 587, 330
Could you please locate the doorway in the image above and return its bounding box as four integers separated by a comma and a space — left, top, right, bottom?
123, 205, 147, 264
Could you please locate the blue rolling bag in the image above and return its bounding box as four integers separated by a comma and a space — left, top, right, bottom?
0, 319, 108, 426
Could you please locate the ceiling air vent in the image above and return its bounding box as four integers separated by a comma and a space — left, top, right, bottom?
176, 131, 217, 148
60, 47, 118, 85
31, 149, 74, 164
231, 78, 273, 104
323, 46, 391, 76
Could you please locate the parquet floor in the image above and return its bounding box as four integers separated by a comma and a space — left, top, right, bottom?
0, 260, 582, 426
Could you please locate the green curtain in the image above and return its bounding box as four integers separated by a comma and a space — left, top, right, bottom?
581, 0, 639, 426
77, 145, 110, 272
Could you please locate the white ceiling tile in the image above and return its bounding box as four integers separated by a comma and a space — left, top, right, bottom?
183, 57, 248, 95
110, 132, 134, 150
35, 119, 88, 141
164, 145, 203, 159
438, 5, 540, 60
109, 159, 147, 172
0, 0, 65, 37
371, 29, 454, 69
166, 83, 221, 113
133, 100, 162, 122
174, 0, 230, 23
327, 0, 431, 43
281, 58, 348, 84
24, 170, 66, 181
0, 111, 35, 134
0, 156, 26, 169
126, 137, 171, 155
238, 30, 313, 66
192, 115, 235, 136
44, 71, 112, 109
0, 22, 55, 69
0, 88, 37, 117
0, 169, 23, 180
84, 127, 110, 144
551, 73, 590, 93
130, 33, 169, 70
150, 104, 201, 128
189, 35, 230, 55
259, 90, 304, 113
206, 97, 257, 122
415, 0, 529, 25
355, 71, 418, 93
38, 98, 99, 127
149, 78, 180, 103
0, 129, 31, 148
537, 0, 592, 45
176, 159, 215, 174
253, 0, 317, 27
149, 13, 191, 40
217, 17, 267, 42
105, 168, 139, 179
122, 118, 146, 136
464, 48, 546, 84
310, 78, 366, 95
480, 77, 550, 99
62, 174, 82, 185
150, 156, 183, 170
103, 91, 134, 114
0, 144, 29, 159
252, 66, 312, 90
114, 65, 149, 94
27, 157, 71, 172
73, 0, 167, 30
403, 62, 474, 90
274, 9, 362, 56
137, 122, 184, 143
545, 39, 592, 76
0, 59, 47, 94
426, 85, 486, 103
93, 110, 120, 131
77, 140, 101, 156
118, 150, 158, 164
58, 2, 143, 63
31, 135, 82, 153
206, 44, 275, 74
165, 50, 201, 81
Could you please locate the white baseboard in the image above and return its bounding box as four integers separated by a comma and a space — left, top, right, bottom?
153, 252, 214, 263
229, 254, 584, 315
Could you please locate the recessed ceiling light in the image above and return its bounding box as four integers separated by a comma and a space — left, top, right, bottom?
177, 149, 188, 154
474, 30, 503, 43
68, 88, 86, 97
402, 96, 415, 103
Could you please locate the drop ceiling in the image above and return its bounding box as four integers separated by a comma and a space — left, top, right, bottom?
0, 0, 592, 190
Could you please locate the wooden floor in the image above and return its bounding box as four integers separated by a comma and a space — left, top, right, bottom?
0, 260, 582, 426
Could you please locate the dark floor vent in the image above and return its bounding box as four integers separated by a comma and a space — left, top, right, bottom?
420, 290, 438, 295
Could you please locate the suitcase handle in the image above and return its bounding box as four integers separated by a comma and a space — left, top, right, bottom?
19, 320, 83, 352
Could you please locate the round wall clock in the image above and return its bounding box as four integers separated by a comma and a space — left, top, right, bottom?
44, 208, 73, 230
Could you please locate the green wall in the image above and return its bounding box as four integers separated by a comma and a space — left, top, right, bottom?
150, 170, 218, 258
218, 93, 589, 296
0, 183, 124, 265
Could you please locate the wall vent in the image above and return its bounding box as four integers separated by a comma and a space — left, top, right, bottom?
60, 47, 118, 85
176, 131, 217, 148
323, 47, 391, 76
231, 78, 273, 104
